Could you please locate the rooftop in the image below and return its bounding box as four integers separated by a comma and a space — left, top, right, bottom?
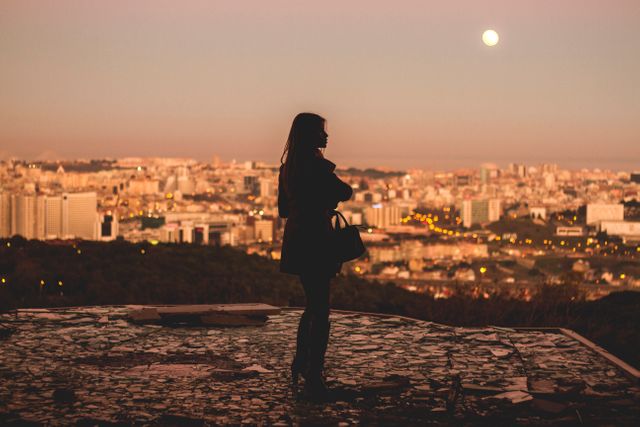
0, 306, 638, 426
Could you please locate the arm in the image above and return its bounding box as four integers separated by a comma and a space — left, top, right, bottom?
312, 157, 353, 209
330, 173, 353, 202
320, 172, 352, 210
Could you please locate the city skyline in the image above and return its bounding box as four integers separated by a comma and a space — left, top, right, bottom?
2, 152, 639, 294
1, 1, 639, 170
1, 155, 638, 174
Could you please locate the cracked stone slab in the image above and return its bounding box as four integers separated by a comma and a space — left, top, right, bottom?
0, 306, 638, 426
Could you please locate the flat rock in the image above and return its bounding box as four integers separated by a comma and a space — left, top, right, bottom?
0, 306, 637, 425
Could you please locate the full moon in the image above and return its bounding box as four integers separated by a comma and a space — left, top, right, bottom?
482, 29, 499, 47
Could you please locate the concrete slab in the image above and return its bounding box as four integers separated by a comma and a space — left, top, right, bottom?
127, 303, 280, 325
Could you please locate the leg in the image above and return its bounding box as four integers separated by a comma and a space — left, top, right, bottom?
300, 273, 332, 400
292, 297, 311, 384
302, 274, 330, 376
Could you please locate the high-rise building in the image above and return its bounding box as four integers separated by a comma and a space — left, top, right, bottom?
2, 192, 98, 240
35, 196, 46, 239
62, 192, 99, 240
461, 199, 501, 228
0, 193, 11, 237
45, 196, 63, 238
365, 204, 401, 228
11, 194, 29, 238
517, 164, 527, 178
10, 194, 45, 239
479, 163, 499, 185
507, 163, 527, 178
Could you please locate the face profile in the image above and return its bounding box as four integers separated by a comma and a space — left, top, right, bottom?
316, 128, 328, 149
280, 112, 329, 171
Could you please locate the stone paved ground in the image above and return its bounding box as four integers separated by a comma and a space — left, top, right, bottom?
0, 306, 638, 426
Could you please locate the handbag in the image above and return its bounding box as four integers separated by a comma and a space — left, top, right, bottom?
330, 210, 366, 263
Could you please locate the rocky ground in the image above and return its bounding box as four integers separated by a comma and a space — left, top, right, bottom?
0, 306, 638, 425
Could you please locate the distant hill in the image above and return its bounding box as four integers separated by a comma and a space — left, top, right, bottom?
337, 167, 405, 179
1, 237, 638, 368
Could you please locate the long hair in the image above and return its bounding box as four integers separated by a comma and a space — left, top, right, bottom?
280, 112, 326, 193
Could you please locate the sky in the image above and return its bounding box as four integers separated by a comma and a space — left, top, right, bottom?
1, 0, 639, 170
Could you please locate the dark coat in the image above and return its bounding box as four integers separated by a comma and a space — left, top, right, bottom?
278, 155, 353, 277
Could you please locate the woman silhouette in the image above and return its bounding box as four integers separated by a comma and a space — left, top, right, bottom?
278, 112, 353, 400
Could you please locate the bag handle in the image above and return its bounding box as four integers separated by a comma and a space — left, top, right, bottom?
331, 210, 368, 231
330, 210, 349, 230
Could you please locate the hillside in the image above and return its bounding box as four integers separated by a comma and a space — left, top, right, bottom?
1, 237, 638, 368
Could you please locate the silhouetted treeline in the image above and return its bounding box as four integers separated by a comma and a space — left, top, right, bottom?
1, 237, 638, 368
36, 159, 119, 173
337, 167, 405, 179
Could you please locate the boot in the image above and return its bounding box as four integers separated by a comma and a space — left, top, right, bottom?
291, 310, 311, 386
304, 318, 331, 402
